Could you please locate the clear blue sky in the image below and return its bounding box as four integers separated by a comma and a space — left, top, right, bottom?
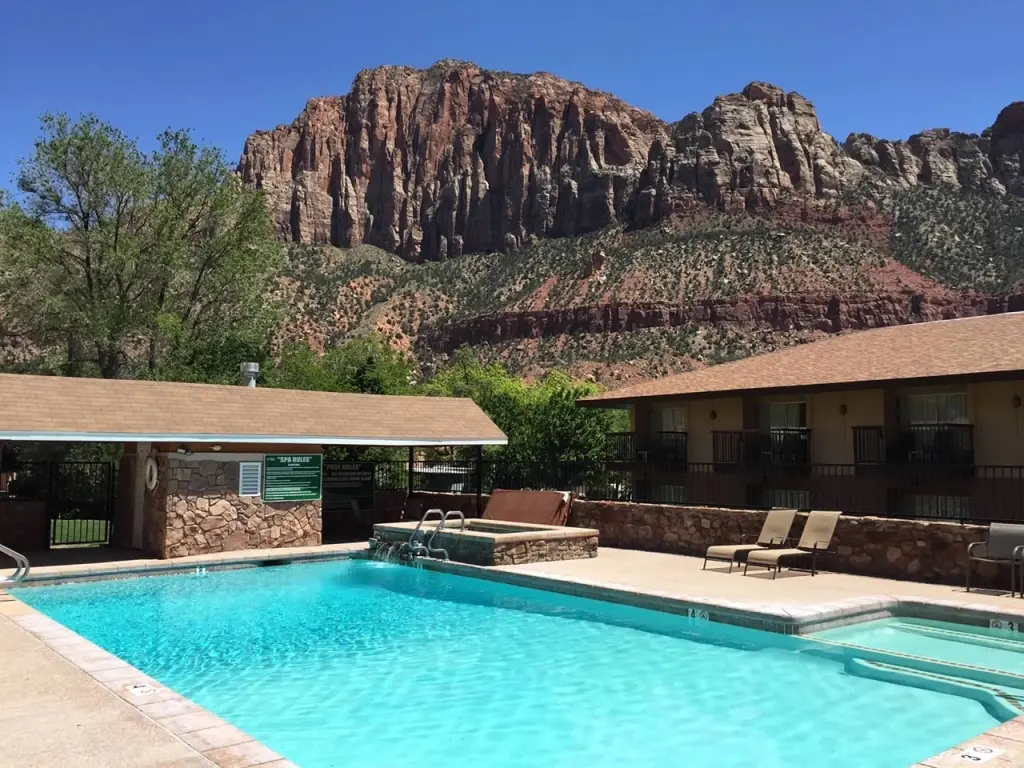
1, 0, 1020, 189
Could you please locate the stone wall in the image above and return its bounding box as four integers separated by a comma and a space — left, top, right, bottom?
0, 500, 48, 552
372, 526, 598, 567
397, 492, 999, 587
146, 456, 321, 559
570, 500, 995, 588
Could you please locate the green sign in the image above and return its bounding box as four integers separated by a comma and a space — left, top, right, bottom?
263, 454, 323, 502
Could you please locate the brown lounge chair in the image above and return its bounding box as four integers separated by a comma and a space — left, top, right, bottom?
743, 510, 841, 579
703, 508, 797, 573
482, 489, 573, 526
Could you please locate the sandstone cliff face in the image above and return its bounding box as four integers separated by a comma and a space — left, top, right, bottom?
421, 292, 1024, 353
238, 60, 666, 261
239, 61, 1024, 261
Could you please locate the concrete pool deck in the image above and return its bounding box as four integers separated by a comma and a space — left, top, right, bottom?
5, 543, 1024, 766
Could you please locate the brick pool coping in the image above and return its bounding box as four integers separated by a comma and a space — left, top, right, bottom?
6, 543, 1024, 766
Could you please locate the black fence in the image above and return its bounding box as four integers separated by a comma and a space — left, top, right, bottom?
369, 459, 1024, 524
1, 461, 116, 546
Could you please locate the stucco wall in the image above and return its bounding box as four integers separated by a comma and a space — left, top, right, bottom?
971, 379, 1024, 465
808, 389, 884, 464
686, 396, 742, 463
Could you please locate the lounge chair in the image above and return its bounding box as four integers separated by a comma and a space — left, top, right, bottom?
966, 522, 1024, 596
743, 510, 841, 579
482, 489, 573, 526
703, 508, 797, 573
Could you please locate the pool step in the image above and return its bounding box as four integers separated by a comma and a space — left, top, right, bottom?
847, 658, 1024, 721
806, 637, 1024, 692
894, 622, 1024, 655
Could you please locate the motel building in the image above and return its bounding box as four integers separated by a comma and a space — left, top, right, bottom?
0, 371, 505, 560
581, 312, 1024, 522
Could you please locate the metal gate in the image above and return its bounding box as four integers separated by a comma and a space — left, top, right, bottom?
47, 462, 116, 546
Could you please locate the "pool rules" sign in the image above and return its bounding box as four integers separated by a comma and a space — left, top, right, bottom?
263, 454, 323, 502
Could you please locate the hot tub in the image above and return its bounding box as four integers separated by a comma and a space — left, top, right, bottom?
370, 517, 599, 566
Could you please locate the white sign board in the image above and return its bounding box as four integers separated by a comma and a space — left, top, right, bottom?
989, 619, 1018, 632
959, 744, 1002, 763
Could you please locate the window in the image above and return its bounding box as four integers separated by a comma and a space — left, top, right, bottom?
762, 489, 810, 509
653, 485, 687, 504
904, 393, 968, 425
759, 402, 806, 430
239, 461, 262, 497
650, 406, 686, 433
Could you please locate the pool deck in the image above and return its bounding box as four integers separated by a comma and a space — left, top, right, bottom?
0, 542, 363, 767
5, 542, 1024, 766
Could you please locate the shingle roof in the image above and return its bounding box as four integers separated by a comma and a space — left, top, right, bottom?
0, 374, 507, 445
582, 312, 1024, 404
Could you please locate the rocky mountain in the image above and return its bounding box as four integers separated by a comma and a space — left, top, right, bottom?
239, 60, 1023, 261
244, 61, 1024, 385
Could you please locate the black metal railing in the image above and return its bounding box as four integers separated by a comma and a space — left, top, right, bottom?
897, 424, 974, 466
0, 461, 116, 546
744, 428, 812, 465
361, 458, 1024, 524
651, 431, 688, 463
853, 426, 886, 464
712, 431, 743, 465
604, 432, 635, 462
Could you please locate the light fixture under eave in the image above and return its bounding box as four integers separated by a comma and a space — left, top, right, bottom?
212, 445, 222, 452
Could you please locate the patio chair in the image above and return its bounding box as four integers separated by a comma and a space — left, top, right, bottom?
702, 508, 797, 573
743, 510, 842, 579
966, 522, 1024, 596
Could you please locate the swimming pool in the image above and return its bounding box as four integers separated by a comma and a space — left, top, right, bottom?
16, 560, 1001, 768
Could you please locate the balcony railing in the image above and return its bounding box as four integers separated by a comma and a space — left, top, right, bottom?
711, 429, 811, 465
896, 424, 974, 466
651, 431, 688, 464
604, 432, 635, 462
712, 431, 743, 465
853, 426, 886, 464
745, 428, 812, 465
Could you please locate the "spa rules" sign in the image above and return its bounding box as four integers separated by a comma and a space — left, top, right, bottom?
263, 454, 323, 502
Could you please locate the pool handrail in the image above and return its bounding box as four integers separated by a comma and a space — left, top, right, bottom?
0, 542, 30, 586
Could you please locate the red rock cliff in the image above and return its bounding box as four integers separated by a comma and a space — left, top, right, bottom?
239, 61, 1024, 261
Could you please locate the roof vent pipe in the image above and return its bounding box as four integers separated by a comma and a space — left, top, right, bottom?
240, 362, 260, 388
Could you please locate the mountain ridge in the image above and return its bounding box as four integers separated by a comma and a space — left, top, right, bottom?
238, 61, 1023, 262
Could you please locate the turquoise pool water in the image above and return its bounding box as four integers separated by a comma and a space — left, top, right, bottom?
816, 617, 1024, 675
16, 561, 1000, 768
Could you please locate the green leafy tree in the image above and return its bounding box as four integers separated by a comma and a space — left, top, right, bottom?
0, 114, 283, 380
265, 335, 415, 395
424, 348, 626, 464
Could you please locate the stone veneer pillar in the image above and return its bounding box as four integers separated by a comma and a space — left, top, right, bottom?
144, 456, 322, 559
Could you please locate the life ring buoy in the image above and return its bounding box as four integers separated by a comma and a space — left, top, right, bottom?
145, 457, 158, 490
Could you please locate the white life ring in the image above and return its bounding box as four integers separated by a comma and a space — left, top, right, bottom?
145, 457, 159, 490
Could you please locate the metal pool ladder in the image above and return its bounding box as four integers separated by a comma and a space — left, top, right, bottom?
424, 511, 466, 561
0, 542, 30, 586
404, 509, 446, 559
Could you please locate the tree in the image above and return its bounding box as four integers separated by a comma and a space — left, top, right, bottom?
0, 114, 283, 380
265, 335, 416, 395
423, 348, 627, 464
